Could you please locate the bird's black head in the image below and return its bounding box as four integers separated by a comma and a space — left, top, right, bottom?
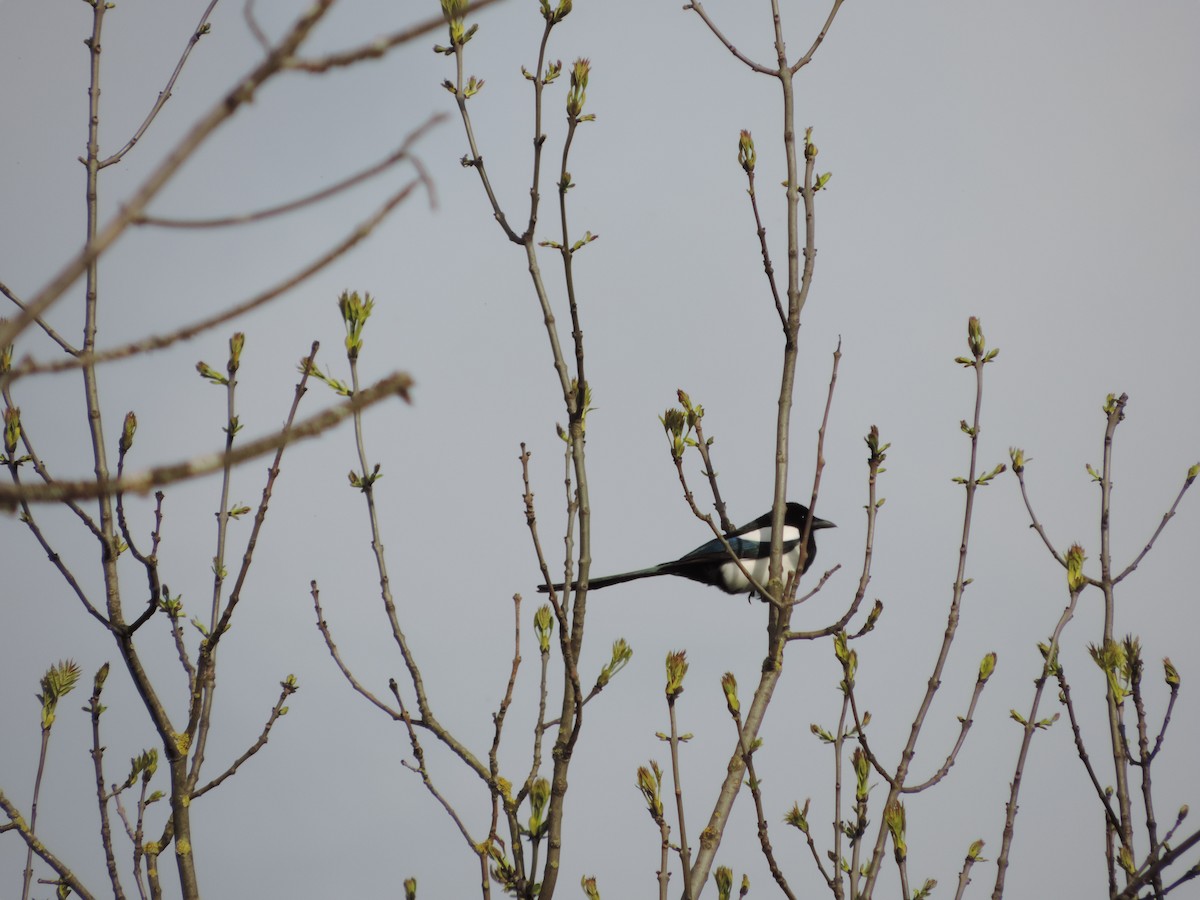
785, 501, 836, 533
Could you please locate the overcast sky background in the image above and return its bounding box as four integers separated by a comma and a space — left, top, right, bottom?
2, 1, 1199, 897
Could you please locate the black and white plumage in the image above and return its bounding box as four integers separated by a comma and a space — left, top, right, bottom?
539, 502, 835, 596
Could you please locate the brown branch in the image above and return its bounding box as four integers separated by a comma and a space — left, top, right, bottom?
991, 593, 1081, 900
1113, 826, 1200, 900
731, 710, 798, 900
4, 466, 110, 629
489, 594, 523, 792
682, 2, 775, 75
0, 281, 78, 354
312, 582, 402, 720
86, 668, 126, 900
3, 384, 102, 538
741, 165, 786, 331
861, 334, 993, 896
900, 673, 988, 793
1146, 681, 1180, 764
690, 416, 733, 535
5, 180, 422, 386
390, 681, 487, 883
666, 693, 693, 900
136, 115, 443, 228
1114, 469, 1196, 583
163, 595, 197, 695
191, 677, 298, 799
0, 0, 340, 351
1129, 650, 1166, 898
205, 342, 320, 654
0, 789, 99, 900
0, 371, 412, 505
1055, 666, 1122, 833
790, 0, 846, 73
671, 457, 773, 601
242, 0, 270, 53
99, 1, 222, 168
287, 0, 507, 73
1012, 466, 1070, 568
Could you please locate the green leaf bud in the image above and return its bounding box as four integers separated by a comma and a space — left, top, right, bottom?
534, 604, 554, 653
978, 652, 997, 683
715, 866, 733, 900
721, 672, 740, 716
1163, 657, 1180, 687
567, 58, 590, 118
119, 411, 138, 455
1065, 544, 1087, 593
737, 130, 756, 174
884, 799, 907, 860
3, 405, 20, 457
784, 799, 811, 833
665, 650, 688, 699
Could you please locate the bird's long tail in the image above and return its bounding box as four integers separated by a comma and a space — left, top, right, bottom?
538, 565, 666, 594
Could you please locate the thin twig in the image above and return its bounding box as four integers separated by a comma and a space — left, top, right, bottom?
312, 582, 402, 720
0, 789, 99, 900
205, 341, 320, 654
1054, 665, 1121, 832
741, 166, 786, 330
0, 371, 412, 505
732, 710, 798, 899
682, 2, 775, 75
1114, 470, 1196, 583
191, 677, 298, 799
3, 469, 110, 628
286, 0, 507, 73
87, 668, 127, 900
3, 383, 102, 537
690, 416, 733, 534
791, 0, 846, 73
0, 0, 340, 351
5, 180, 424, 385
992, 592, 1081, 900
0, 280, 79, 354
390, 682, 483, 856
900, 674, 989, 794
137, 116, 444, 228
1112, 825, 1200, 900
99, 1, 222, 168
862, 333, 994, 895
666, 693, 693, 900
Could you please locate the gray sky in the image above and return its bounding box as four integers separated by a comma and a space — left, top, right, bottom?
2, 1, 1199, 897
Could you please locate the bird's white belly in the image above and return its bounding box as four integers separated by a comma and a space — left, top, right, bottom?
718, 546, 799, 593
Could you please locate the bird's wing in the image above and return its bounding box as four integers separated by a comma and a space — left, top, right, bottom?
674, 530, 798, 567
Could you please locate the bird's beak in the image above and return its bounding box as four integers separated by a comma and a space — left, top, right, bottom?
812, 517, 836, 530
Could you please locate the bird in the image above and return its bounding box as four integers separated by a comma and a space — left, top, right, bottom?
539, 502, 834, 596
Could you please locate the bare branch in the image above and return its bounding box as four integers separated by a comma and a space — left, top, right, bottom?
682, 2, 775, 75
1115, 469, 1196, 583
0, 0, 339, 351
0, 789, 99, 900
0, 281, 78, 354
0, 372, 412, 505
191, 677, 298, 799
136, 115, 444, 228
287, 0, 507, 73
99, 1, 222, 169
5, 179, 423, 386
791, 0, 846, 73
312, 582, 403, 720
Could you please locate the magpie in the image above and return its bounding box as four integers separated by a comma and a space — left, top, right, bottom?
539, 502, 834, 596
